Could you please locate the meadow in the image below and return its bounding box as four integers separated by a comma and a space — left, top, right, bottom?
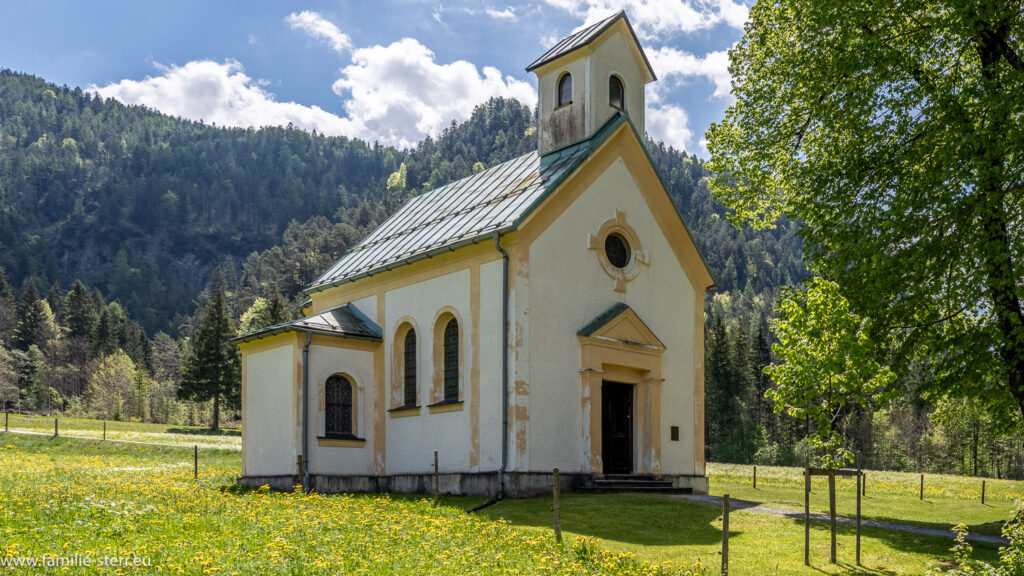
2, 413, 241, 450
0, 433, 703, 576
706, 463, 1020, 537
0, 423, 1017, 575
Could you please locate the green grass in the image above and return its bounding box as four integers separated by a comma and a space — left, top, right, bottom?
707, 463, 1022, 536
2, 413, 241, 450
0, 433, 704, 575
474, 491, 1003, 576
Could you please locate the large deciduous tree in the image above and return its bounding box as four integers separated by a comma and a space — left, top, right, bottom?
707, 0, 1024, 422
178, 290, 240, 430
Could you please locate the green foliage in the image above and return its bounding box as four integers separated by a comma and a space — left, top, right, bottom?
939, 501, 1024, 576
765, 278, 896, 468
706, 0, 1024, 423
85, 350, 136, 420
178, 290, 240, 430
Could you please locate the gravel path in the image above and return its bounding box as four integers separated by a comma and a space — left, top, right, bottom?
674, 493, 1009, 545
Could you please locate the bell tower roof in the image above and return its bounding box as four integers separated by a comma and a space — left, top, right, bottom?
525, 11, 656, 83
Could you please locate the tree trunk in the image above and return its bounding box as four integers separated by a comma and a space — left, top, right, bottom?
972, 428, 978, 476
975, 20, 1024, 421
211, 394, 220, 432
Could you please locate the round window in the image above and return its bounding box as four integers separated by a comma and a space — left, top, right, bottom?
604, 233, 631, 269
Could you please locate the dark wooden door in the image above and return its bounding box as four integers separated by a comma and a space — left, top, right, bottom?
601, 381, 633, 474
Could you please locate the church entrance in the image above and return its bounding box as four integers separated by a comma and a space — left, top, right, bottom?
601, 381, 633, 474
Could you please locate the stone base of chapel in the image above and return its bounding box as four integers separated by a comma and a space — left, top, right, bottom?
239, 471, 708, 498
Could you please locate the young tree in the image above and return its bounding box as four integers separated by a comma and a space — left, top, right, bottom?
237, 293, 290, 335
86, 351, 136, 420
707, 1, 1024, 423
765, 278, 895, 468
178, 290, 240, 430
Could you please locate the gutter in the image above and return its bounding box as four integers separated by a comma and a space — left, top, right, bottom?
302, 331, 311, 492
493, 233, 510, 500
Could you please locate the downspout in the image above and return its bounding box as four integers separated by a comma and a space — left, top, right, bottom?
302, 331, 312, 492
493, 233, 509, 499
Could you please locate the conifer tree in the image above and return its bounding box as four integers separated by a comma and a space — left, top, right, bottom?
178, 290, 240, 430
0, 268, 12, 344
46, 281, 64, 323
12, 279, 58, 351
93, 306, 118, 357
64, 280, 98, 341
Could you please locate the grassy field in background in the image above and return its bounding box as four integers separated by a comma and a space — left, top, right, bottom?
0, 433, 704, 576
2, 413, 241, 450
707, 463, 1022, 537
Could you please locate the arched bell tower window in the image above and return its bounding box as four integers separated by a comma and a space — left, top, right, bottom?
609, 75, 625, 110
557, 73, 573, 107
325, 374, 353, 437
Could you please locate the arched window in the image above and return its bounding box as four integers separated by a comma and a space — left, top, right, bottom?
325, 375, 353, 437
403, 329, 417, 407
557, 73, 573, 107
443, 318, 459, 402
609, 75, 624, 110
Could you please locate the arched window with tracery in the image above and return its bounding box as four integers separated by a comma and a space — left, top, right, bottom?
325, 374, 353, 437
404, 329, 417, 407
443, 318, 459, 402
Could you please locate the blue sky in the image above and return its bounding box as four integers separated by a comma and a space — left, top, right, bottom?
0, 0, 746, 154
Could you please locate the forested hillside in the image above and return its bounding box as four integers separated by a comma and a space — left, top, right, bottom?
2, 70, 1016, 478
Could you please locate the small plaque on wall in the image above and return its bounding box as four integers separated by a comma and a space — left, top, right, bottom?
670, 426, 679, 441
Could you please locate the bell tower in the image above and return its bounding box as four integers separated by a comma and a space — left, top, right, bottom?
526, 11, 656, 156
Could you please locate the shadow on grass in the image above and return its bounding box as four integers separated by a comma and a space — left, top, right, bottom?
476, 493, 729, 546
166, 427, 242, 437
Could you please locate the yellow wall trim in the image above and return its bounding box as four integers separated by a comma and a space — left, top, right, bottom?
317, 437, 367, 448
428, 401, 464, 414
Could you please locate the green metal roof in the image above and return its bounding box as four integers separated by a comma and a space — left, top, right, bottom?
232, 303, 382, 344
305, 113, 629, 296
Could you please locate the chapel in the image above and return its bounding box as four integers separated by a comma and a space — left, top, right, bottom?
235, 10, 714, 497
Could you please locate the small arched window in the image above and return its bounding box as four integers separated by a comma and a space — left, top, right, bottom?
557, 73, 573, 107
609, 75, 624, 110
325, 375, 353, 437
443, 319, 459, 402
403, 329, 417, 407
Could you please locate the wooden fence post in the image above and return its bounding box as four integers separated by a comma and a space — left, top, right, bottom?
4, 412, 7, 432
829, 472, 837, 564
103, 421, 106, 441
863, 472, 866, 495
553, 468, 562, 543
804, 469, 810, 566
722, 493, 730, 576
753, 465, 757, 489
920, 474, 924, 500
194, 445, 198, 479
856, 471, 862, 565
433, 451, 440, 507
982, 480, 986, 504
54, 417, 58, 437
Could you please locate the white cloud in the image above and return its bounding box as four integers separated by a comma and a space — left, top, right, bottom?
645, 104, 693, 151
285, 11, 353, 54
486, 7, 517, 20
648, 47, 733, 100
544, 0, 748, 39
90, 60, 358, 136
332, 38, 537, 148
